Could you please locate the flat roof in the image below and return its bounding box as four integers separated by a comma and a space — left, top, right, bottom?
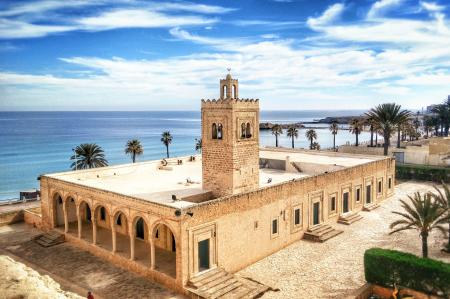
46, 149, 380, 208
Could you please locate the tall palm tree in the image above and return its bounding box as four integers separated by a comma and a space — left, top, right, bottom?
423, 115, 434, 138
305, 129, 317, 150
432, 104, 450, 136
125, 139, 143, 163
366, 117, 375, 147
397, 115, 411, 147
286, 126, 299, 149
161, 131, 173, 158
195, 138, 202, 153
390, 192, 447, 258
366, 103, 411, 156
430, 183, 450, 252
329, 121, 339, 150
349, 118, 363, 146
70, 143, 108, 170
271, 124, 283, 147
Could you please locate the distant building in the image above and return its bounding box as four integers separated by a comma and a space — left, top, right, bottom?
36, 74, 394, 296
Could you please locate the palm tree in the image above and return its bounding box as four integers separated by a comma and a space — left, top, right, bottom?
366, 103, 411, 156
195, 138, 202, 153
432, 103, 450, 136
329, 121, 339, 150
349, 118, 363, 146
70, 143, 108, 170
390, 192, 447, 258
423, 115, 434, 138
125, 139, 143, 163
305, 129, 317, 150
271, 125, 283, 147
161, 131, 173, 158
430, 183, 450, 252
286, 126, 299, 149
366, 117, 375, 147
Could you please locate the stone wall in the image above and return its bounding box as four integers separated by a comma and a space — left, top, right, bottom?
183, 157, 395, 279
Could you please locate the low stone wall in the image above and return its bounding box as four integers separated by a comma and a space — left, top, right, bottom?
0, 210, 24, 226
23, 208, 43, 229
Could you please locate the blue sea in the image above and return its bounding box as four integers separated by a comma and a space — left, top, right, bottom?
0, 110, 371, 200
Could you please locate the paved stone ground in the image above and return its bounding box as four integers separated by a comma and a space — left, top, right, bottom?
0, 224, 183, 299
0, 200, 40, 213
238, 181, 450, 299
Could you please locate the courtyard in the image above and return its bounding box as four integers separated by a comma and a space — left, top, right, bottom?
238, 180, 450, 298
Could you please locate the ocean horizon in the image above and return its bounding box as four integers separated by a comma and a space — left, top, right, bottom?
0, 110, 372, 200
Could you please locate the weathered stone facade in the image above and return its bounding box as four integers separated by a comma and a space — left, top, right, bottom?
38, 74, 395, 296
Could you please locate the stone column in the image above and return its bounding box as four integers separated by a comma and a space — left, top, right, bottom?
111, 216, 117, 253
62, 201, 68, 233
92, 218, 97, 245
77, 206, 82, 239
130, 224, 135, 261
150, 239, 155, 270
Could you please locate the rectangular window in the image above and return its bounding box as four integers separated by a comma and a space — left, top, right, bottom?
378, 180, 382, 193
272, 219, 278, 234
294, 208, 301, 225
388, 177, 392, 189
356, 188, 361, 202
330, 197, 336, 211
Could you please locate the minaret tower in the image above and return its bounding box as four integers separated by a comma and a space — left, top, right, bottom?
201, 72, 260, 197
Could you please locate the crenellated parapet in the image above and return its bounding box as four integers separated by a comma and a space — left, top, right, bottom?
201, 98, 259, 109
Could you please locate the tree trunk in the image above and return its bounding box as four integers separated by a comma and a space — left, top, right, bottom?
333, 134, 336, 150
291, 137, 294, 149
383, 136, 389, 156
370, 126, 374, 147
132, 152, 136, 163
275, 135, 278, 147
310, 139, 313, 149
166, 145, 169, 158
375, 133, 378, 146
447, 221, 450, 252
397, 127, 401, 148
355, 133, 359, 146
421, 232, 428, 258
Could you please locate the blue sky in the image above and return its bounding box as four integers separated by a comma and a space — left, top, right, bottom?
0, 0, 449, 111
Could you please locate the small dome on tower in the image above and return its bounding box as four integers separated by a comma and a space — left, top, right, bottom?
226, 73, 232, 80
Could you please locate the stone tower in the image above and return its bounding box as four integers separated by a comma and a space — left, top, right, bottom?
201, 73, 260, 197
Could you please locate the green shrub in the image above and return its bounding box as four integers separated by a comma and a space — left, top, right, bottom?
364, 248, 450, 296
396, 163, 450, 183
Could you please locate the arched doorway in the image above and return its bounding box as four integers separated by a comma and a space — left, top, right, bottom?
112, 211, 130, 258
152, 223, 176, 278
93, 205, 112, 249
66, 196, 77, 234
132, 216, 150, 266
78, 201, 93, 243
53, 193, 64, 228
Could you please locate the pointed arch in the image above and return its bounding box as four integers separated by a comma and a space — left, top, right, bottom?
246, 122, 252, 138
217, 123, 223, 140
212, 123, 217, 139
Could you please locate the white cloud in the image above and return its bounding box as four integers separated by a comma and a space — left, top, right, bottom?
0, 1, 230, 39
307, 3, 345, 28
78, 9, 216, 31
367, 0, 403, 19
0, 19, 75, 39
420, 1, 445, 12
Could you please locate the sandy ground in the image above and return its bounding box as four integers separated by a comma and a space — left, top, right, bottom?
238, 181, 450, 299
0, 255, 83, 299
